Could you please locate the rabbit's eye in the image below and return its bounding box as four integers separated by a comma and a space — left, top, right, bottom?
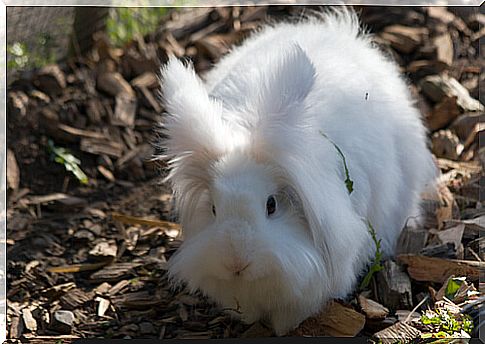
266, 195, 277, 216
212, 205, 216, 217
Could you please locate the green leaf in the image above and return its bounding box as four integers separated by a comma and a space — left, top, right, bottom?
444, 277, 466, 300
359, 221, 384, 290
319, 130, 353, 194
47, 140, 89, 185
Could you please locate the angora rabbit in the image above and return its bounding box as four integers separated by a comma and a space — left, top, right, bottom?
159, 8, 437, 335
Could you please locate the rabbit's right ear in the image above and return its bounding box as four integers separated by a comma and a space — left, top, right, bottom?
160, 56, 230, 166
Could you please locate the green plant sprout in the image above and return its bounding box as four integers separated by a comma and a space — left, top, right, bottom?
319, 130, 382, 290
420, 308, 474, 338
106, 7, 169, 47
47, 139, 89, 185
7, 33, 58, 70
359, 220, 384, 290
319, 130, 353, 194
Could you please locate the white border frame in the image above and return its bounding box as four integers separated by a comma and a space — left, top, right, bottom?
1, 1, 482, 343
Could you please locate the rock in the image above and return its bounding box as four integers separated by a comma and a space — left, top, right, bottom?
419, 74, 484, 112
50, 310, 75, 334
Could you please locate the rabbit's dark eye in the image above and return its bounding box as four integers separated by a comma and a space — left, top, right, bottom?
212, 205, 216, 217
266, 195, 277, 216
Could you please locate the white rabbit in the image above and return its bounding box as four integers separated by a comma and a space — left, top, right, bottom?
158, 8, 437, 336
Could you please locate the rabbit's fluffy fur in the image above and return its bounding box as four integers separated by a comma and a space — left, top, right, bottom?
159, 8, 437, 335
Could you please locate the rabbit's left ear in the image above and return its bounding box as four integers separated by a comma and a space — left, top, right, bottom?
250, 44, 317, 161
257, 43, 316, 116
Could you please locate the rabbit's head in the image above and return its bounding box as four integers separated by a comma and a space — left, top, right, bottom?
158, 47, 367, 330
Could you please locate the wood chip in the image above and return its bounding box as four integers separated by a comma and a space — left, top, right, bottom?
427, 96, 461, 131
419, 74, 484, 112
376, 260, 413, 310
431, 223, 466, 251
49, 310, 75, 334
94, 282, 112, 295
433, 33, 453, 67
47, 261, 110, 274
396, 225, 429, 255
60, 288, 93, 310
88, 240, 118, 261
9, 315, 24, 339
22, 308, 37, 332
80, 138, 124, 158
380, 25, 428, 53
397, 254, 483, 283
112, 93, 137, 127
33, 64, 66, 95
290, 301, 365, 337
108, 279, 130, 296
130, 71, 158, 89
358, 294, 389, 320
89, 262, 142, 283
111, 212, 180, 235
96, 71, 135, 98
119, 290, 164, 309
373, 321, 421, 344
95, 297, 110, 317
8, 90, 29, 117
97, 165, 115, 182
431, 129, 463, 160
7, 149, 20, 191
25, 193, 87, 209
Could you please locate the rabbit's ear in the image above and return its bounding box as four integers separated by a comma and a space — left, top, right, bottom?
257, 43, 316, 116
250, 44, 317, 162
160, 56, 230, 164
